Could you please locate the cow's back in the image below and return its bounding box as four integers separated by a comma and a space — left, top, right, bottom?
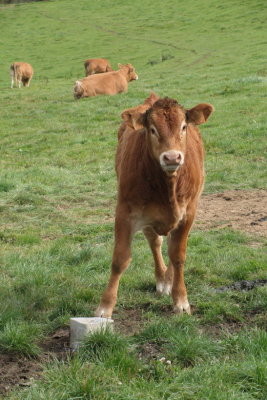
84, 58, 112, 75
85, 70, 127, 95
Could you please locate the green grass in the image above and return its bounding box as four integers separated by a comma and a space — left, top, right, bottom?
0, 0, 267, 398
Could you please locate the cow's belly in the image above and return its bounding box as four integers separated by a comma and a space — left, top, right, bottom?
132, 204, 186, 236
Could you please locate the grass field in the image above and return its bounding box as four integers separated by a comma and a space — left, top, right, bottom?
0, 0, 267, 398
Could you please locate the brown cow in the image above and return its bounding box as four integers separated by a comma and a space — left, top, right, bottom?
84, 58, 112, 76
73, 63, 138, 99
96, 96, 214, 317
10, 62, 33, 88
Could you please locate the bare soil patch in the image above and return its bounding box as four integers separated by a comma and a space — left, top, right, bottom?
196, 189, 267, 237
0, 328, 70, 397
113, 307, 146, 336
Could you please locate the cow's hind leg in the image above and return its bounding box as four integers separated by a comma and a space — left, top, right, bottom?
24, 77, 31, 87
10, 70, 14, 88
168, 213, 195, 314
96, 209, 133, 318
143, 227, 167, 294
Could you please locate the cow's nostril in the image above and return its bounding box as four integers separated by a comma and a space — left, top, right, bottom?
163, 154, 170, 162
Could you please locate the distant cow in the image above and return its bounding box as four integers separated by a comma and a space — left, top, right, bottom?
96, 96, 214, 317
10, 62, 33, 88
84, 58, 112, 76
73, 63, 138, 99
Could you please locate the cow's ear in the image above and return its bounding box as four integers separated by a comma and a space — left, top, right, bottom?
186, 103, 214, 125
121, 110, 145, 130
144, 92, 159, 106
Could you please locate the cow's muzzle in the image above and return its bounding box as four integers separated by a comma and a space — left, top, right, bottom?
160, 150, 184, 173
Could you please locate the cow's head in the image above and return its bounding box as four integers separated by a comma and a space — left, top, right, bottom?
118, 63, 138, 81
123, 97, 214, 176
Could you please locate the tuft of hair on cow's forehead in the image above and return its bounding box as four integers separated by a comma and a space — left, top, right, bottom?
147, 97, 186, 128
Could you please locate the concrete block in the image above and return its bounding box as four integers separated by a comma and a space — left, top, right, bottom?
70, 317, 114, 350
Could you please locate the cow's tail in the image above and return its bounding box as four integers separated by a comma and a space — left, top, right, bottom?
10, 63, 17, 88
84, 60, 90, 76
73, 80, 84, 99
10, 63, 16, 78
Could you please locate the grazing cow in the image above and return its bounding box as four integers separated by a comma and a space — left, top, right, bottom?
84, 58, 113, 76
96, 96, 214, 317
73, 63, 138, 99
10, 62, 33, 88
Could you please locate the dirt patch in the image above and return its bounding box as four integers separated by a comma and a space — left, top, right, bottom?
113, 308, 146, 336
137, 342, 165, 362
215, 279, 267, 292
196, 189, 267, 237
0, 328, 70, 397
0, 354, 42, 396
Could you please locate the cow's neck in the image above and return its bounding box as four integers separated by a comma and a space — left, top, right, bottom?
119, 69, 129, 81
145, 148, 182, 218
166, 175, 180, 218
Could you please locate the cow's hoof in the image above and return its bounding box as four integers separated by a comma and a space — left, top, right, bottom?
156, 281, 164, 294
95, 306, 113, 318
173, 301, 191, 314
162, 283, 172, 296
156, 282, 172, 296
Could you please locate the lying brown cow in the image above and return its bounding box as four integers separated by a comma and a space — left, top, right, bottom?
73, 63, 138, 99
84, 58, 112, 76
96, 96, 214, 317
10, 62, 33, 88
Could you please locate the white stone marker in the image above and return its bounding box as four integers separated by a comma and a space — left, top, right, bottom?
70, 317, 114, 350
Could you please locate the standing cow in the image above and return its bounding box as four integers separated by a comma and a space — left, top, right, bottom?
10, 62, 33, 88
96, 96, 214, 317
74, 63, 138, 99
84, 58, 112, 76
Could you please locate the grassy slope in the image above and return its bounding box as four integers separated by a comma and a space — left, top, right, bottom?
0, 0, 266, 398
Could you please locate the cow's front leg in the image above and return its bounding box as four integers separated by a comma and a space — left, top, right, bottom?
168, 215, 195, 314
143, 227, 167, 294
96, 210, 133, 318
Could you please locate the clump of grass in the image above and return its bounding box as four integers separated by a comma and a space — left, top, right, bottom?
14, 232, 41, 246
0, 320, 42, 357
136, 315, 220, 367
223, 328, 267, 359
7, 358, 123, 400
196, 292, 244, 324
13, 191, 42, 206
78, 329, 140, 378
0, 181, 14, 192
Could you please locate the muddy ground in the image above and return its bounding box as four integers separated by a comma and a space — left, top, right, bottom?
1, 189, 266, 396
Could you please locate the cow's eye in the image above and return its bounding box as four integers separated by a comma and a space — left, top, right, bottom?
181, 124, 187, 133
151, 127, 157, 135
